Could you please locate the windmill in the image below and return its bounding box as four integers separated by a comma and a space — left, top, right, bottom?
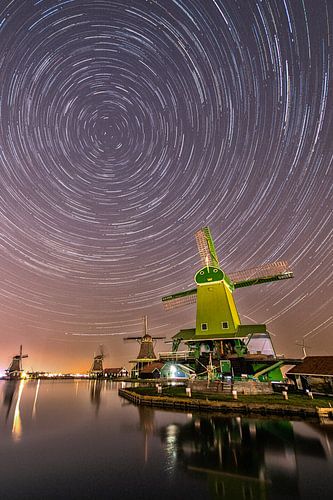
89, 345, 106, 378
162, 226, 293, 380
124, 315, 165, 378
6, 345, 28, 379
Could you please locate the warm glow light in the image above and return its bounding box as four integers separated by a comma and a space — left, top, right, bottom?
32, 379, 41, 418
12, 379, 26, 442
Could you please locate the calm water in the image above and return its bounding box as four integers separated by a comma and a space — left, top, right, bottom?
1, 380, 333, 500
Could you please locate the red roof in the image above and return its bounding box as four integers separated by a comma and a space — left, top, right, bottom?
140, 362, 164, 374
287, 356, 333, 376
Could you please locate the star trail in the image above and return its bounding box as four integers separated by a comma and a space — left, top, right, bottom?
0, 0, 332, 372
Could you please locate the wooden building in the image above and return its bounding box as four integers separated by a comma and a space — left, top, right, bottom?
103, 367, 129, 379
287, 356, 333, 395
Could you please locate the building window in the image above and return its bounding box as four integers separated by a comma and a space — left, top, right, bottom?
222, 321, 229, 329
201, 323, 208, 331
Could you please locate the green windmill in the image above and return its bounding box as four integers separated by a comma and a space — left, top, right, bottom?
162, 227, 293, 380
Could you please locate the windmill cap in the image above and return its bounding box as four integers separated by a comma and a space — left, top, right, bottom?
195, 266, 224, 284
142, 334, 153, 342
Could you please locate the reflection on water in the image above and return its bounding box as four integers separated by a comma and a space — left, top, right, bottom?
11, 379, 25, 441
137, 405, 157, 463
2, 379, 27, 441
135, 395, 333, 499
32, 378, 40, 418
1, 379, 333, 500
159, 416, 333, 499
3, 379, 19, 421
89, 379, 103, 414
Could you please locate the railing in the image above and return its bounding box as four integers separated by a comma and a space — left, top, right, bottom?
158, 351, 196, 361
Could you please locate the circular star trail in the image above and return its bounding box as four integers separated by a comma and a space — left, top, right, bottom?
0, 0, 332, 371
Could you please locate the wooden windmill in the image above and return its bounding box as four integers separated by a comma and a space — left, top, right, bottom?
124, 316, 165, 378
162, 227, 293, 380
6, 345, 28, 379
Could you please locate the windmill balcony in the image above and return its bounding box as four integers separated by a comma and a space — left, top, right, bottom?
159, 351, 196, 362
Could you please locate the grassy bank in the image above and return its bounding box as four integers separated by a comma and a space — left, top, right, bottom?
127, 385, 333, 410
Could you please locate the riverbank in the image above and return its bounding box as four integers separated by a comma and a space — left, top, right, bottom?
119, 386, 333, 421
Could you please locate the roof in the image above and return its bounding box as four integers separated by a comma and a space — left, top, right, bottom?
172, 328, 196, 341
287, 357, 333, 376
140, 362, 164, 374
104, 367, 126, 374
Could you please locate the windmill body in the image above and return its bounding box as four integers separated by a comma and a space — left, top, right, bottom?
195, 266, 240, 337
162, 227, 294, 381
89, 346, 106, 378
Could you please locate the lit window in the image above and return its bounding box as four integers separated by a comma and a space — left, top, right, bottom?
201, 323, 208, 331
222, 322, 229, 329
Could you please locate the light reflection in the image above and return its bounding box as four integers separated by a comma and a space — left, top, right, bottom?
12, 379, 26, 442
158, 416, 333, 499
32, 379, 41, 419
163, 423, 179, 475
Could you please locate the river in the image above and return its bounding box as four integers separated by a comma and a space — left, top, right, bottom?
1, 379, 333, 499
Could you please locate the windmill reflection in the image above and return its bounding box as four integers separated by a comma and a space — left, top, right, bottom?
2, 379, 26, 441
137, 405, 156, 463
159, 416, 333, 499
89, 379, 103, 414
3, 380, 19, 421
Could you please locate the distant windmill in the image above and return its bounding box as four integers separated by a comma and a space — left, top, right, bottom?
296, 339, 311, 358
6, 345, 28, 379
124, 316, 165, 378
89, 345, 107, 378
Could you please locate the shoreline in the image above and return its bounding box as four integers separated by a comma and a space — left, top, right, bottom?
118, 388, 332, 421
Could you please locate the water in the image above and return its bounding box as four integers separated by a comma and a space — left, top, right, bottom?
1, 379, 333, 500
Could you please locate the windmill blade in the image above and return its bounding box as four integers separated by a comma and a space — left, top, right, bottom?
124, 336, 166, 340
229, 261, 293, 288
195, 227, 219, 268
162, 288, 197, 310
98, 344, 107, 358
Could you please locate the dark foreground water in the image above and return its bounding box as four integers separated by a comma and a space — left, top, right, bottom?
1, 380, 333, 500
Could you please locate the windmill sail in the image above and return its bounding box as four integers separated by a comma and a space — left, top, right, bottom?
162, 288, 197, 310
195, 227, 219, 268
229, 261, 293, 288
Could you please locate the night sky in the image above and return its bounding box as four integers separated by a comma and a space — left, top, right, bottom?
0, 0, 332, 373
